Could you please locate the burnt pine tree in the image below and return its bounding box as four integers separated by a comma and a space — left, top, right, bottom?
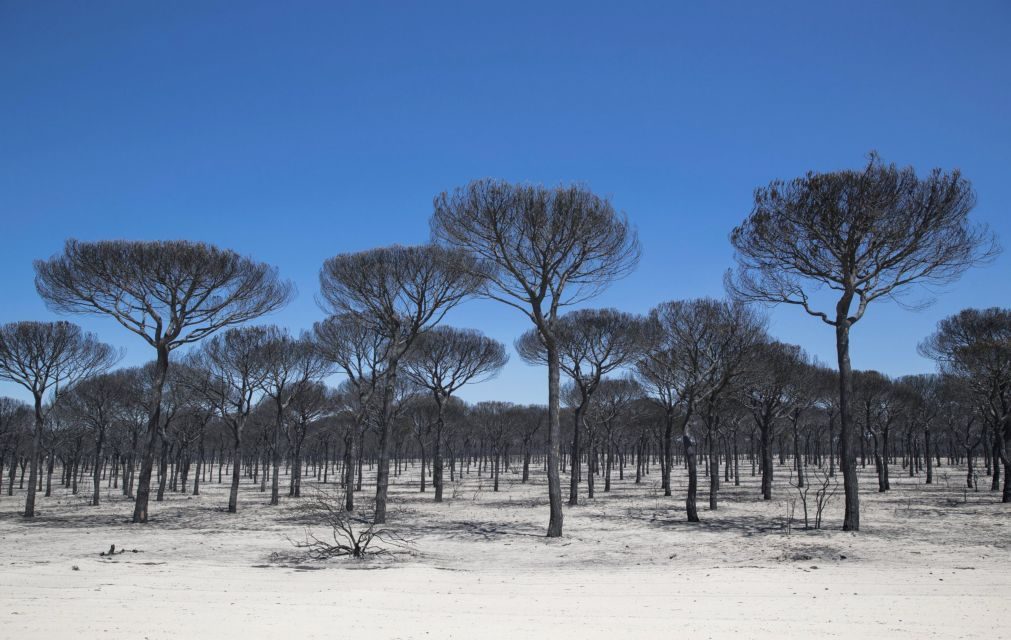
586, 376, 642, 493
636, 298, 764, 520
742, 341, 806, 500
35, 240, 292, 523
258, 328, 332, 506
727, 154, 998, 531
0, 321, 117, 517
319, 244, 485, 524
853, 370, 901, 492
186, 326, 273, 513
693, 303, 766, 511
314, 313, 388, 512
401, 326, 508, 502
920, 307, 1011, 501
286, 382, 332, 498
0, 397, 31, 499
432, 180, 640, 537
515, 308, 642, 506
899, 374, 942, 486
63, 370, 131, 507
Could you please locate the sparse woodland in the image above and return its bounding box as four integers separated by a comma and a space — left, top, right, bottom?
0, 157, 1005, 537
1, 157, 1009, 640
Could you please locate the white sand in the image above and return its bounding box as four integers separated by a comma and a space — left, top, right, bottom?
2, 461, 1008, 638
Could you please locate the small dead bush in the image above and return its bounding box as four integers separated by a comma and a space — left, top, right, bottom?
788, 465, 838, 530
292, 487, 412, 560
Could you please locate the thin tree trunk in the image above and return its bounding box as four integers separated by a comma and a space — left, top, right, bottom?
662, 411, 674, 496
228, 435, 241, 513
92, 429, 105, 506
709, 445, 719, 510
836, 318, 860, 531
132, 345, 170, 523
344, 429, 355, 511
760, 420, 773, 500
433, 408, 445, 502
23, 395, 45, 517
546, 342, 563, 537
569, 403, 583, 505
684, 432, 699, 522
373, 358, 400, 525
156, 437, 169, 502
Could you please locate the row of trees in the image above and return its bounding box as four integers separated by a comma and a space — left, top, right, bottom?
0, 346, 1004, 521
0, 362, 543, 510
0, 153, 1001, 537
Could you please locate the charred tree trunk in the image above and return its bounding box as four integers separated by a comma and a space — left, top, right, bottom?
156, 437, 169, 502
374, 355, 401, 525
228, 434, 241, 513
684, 432, 700, 522
521, 441, 531, 483
760, 419, 773, 500
709, 445, 719, 511
23, 396, 45, 517
568, 403, 584, 506
91, 429, 105, 506
433, 409, 445, 502
662, 410, 674, 497
343, 429, 355, 511
835, 316, 859, 531
545, 341, 563, 537
132, 345, 170, 523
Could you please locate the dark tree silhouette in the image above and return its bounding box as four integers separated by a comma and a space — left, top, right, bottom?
920, 307, 1011, 501
471, 401, 517, 492
0, 321, 117, 516
899, 374, 941, 485
432, 180, 640, 536
742, 341, 807, 500
853, 370, 898, 492
586, 376, 642, 493
314, 313, 388, 512
286, 382, 332, 498
63, 370, 131, 506
636, 298, 764, 520
402, 326, 507, 502
513, 404, 546, 483
697, 333, 765, 511
515, 308, 642, 505
935, 374, 984, 489
0, 398, 31, 501
187, 326, 273, 513
727, 153, 998, 531
319, 244, 484, 524
258, 328, 332, 505
35, 239, 293, 522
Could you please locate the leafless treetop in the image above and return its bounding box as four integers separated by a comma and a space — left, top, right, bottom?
313, 313, 390, 390
727, 153, 999, 325
515, 308, 643, 385
636, 298, 766, 411
34, 239, 294, 350
431, 180, 641, 323
318, 244, 485, 343
402, 325, 508, 398
0, 320, 119, 402
919, 307, 1011, 411
258, 327, 333, 403
186, 325, 275, 421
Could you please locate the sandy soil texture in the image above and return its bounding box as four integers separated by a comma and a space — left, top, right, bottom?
1, 461, 1008, 639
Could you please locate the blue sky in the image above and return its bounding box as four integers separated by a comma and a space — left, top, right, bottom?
1, 1, 1009, 404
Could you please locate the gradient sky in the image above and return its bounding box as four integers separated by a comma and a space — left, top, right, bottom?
1, 1, 1009, 405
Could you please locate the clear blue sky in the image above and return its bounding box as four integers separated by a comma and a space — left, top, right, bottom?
1, 1, 1009, 404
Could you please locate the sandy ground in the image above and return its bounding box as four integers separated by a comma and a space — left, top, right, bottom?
1, 459, 1008, 639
